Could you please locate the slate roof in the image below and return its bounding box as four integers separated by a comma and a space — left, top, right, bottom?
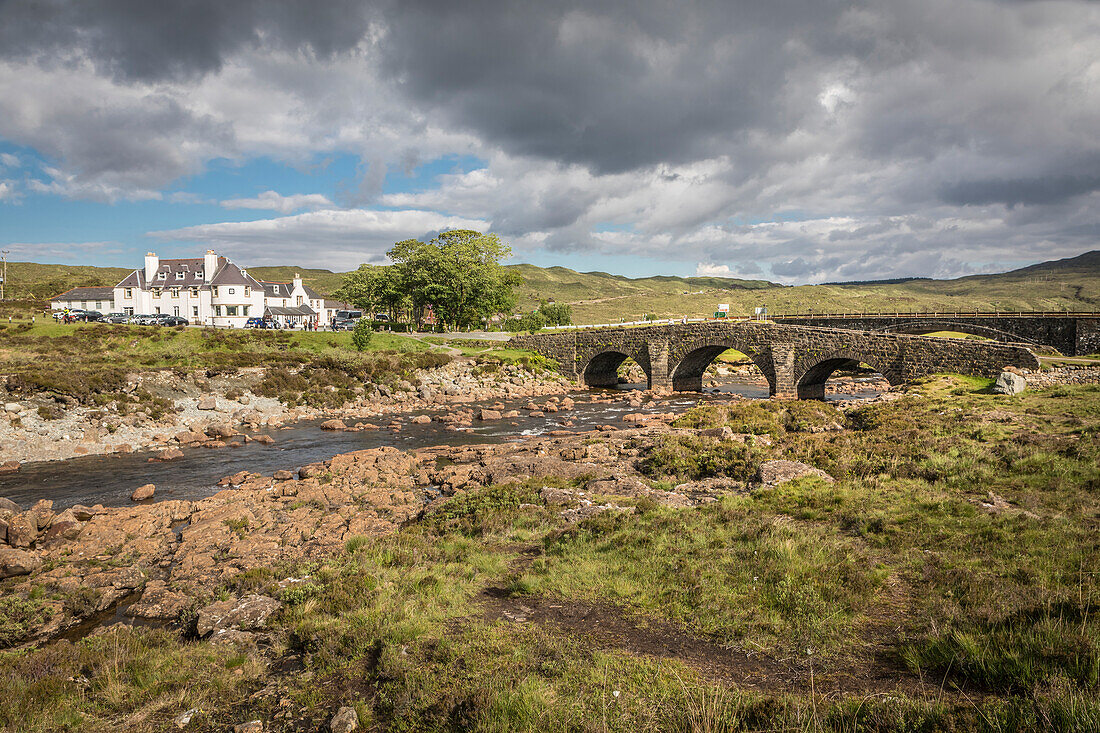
115, 256, 263, 291
258, 280, 325, 300
52, 286, 115, 301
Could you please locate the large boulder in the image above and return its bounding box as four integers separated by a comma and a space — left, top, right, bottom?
131, 484, 156, 501
0, 497, 20, 514
992, 371, 1027, 396
320, 419, 348, 431
757, 460, 833, 489
0, 547, 42, 578
196, 396, 217, 410
330, 707, 359, 733
196, 594, 281, 637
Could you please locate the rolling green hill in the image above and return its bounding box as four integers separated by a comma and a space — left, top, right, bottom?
5, 250, 1099, 323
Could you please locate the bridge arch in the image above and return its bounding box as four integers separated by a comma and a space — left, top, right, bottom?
874, 320, 1046, 348
578, 350, 651, 389
793, 349, 901, 400
668, 341, 776, 394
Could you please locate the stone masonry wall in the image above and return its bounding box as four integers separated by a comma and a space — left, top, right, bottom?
513, 322, 1041, 398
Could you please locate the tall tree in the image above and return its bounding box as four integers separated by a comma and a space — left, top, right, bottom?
388, 230, 521, 330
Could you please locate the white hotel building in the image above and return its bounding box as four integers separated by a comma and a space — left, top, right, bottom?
83, 250, 352, 329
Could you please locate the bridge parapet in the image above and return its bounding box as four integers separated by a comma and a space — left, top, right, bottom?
771, 313, 1100, 356
512, 321, 1041, 398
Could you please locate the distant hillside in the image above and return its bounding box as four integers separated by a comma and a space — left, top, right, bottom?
3, 262, 132, 301
245, 266, 344, 295
5, 250, 1098, 321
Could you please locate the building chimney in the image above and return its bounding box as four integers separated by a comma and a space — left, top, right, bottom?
293, 272, 303, 291
144, 252, 159, 282
204, 250, 218, 282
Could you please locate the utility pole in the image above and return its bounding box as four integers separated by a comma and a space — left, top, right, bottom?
0, 250, 7, 300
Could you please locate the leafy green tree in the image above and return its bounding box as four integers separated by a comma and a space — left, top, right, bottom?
538, 300, 572, 326
388, 230, 521, 330
351, 318, 374, 351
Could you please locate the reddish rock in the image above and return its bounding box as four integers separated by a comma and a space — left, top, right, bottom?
410, 415, 432, 424
158, 447, 185, 461
320, 419, 348, 431
196, 396, 217, 410
272, 470, 295, 481
204, 440, 228, 449
175, 430, 206, 445
0, 547, 42, 578
0, 460, 19, 475
479, 409, 502, 421
206, 424, 237, 439
5, 514, 37, 547
298, 463, 326, 479
131, 484, 156, 501
253, 434, 275, 445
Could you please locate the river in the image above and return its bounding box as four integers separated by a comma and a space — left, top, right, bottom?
0, 378, 879, 510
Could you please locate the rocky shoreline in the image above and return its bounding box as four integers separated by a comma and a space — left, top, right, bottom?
0, 383, 846, 649
0, 359, 574, 467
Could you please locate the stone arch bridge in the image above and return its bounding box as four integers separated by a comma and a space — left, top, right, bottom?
512, 322, 1040, 399
771, 313, 1100, 356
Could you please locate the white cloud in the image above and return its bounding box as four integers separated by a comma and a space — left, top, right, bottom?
221, 190, 334, 213
0, 180, 16, 201
148, 208, 490, 270
0, 153, 18, 168
695, 263, 732, 277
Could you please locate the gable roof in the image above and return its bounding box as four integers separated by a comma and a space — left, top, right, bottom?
52, 286, 115, 301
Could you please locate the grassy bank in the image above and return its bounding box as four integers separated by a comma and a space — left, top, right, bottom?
1, 377, 1097, 730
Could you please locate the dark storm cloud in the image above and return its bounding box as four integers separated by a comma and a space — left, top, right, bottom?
377, 0, 865, 174
0, 0, 375, 82
939, 173, 1100, 208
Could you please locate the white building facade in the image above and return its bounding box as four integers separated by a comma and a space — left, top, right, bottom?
113, 250, 266, 329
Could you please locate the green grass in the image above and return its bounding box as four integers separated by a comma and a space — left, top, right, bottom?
1, 378, 1099, 730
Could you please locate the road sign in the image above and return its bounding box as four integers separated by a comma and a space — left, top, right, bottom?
717, 303, 729, 313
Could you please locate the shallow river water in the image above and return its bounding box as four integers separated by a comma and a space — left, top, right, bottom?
0, 378, 878, 509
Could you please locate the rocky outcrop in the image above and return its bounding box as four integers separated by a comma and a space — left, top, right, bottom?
0, 547, 42, 578
757, 460, 833, 488
196, 594, 282, 638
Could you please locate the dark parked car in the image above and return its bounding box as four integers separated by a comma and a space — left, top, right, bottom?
245, 317, 280, 329
77, 311, 103, 322
160, 316, 189, 327
333, 318, 357, 331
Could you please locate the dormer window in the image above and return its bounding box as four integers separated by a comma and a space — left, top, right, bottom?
157, 272, 167, 280
175, 272, 185, 280
272, 285, 280, 294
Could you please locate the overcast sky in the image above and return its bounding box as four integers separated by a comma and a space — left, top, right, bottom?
0, 0, 1098, 282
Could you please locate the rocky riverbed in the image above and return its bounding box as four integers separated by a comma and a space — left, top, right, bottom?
0, 360, 573, 466
0, 384, 849, 649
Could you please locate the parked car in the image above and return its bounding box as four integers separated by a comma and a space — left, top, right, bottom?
335, 310, 363, 321
79, 311, 104, 322
160, 316, 189, 327
53, 309, 86, 321
245, 317, 280, 329
333, 318, 357, 331
130, 314, 157, 325
104, 312, 130, 323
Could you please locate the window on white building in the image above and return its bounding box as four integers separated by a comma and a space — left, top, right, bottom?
192, 306, 198, 317
81, 301, 87, 309
171, 287, 179, 297
175, 272, 185, 280
173, 306, 179, 316
272, 285, 280, 294
296, 296, 303, 305
245, 286, 251, 297
157, 272, 167, 280
214, 306, 222, 316
124, 307, 134, 315
95, 301, 102, 309
226, 306, 238, 316
212, 287, 219, 297
124, 288, 132, 298
190, 287, 199, 297
228, 288, 235, 295
152, 289, 160, 299
154, 307, 161, 314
